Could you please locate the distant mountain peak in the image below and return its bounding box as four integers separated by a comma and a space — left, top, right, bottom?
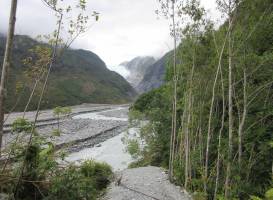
120, 56, 156, 89
136, 52, 171, 93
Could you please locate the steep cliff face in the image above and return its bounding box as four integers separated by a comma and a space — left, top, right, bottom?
120, 56, 156, 89
136, 52, 170, 93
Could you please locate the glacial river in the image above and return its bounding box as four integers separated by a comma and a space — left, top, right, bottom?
65, 107, 137, 171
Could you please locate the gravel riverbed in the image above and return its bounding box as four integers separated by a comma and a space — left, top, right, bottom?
2, 104, 191, 199
2, 105, 129, 153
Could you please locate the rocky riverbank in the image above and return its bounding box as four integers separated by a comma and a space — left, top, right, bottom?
1, 105, 192, 199
103, 166, 191, 200
2, 105, 129, 155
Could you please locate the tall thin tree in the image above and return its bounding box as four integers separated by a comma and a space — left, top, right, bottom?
238, 68, 247, 166
204, 31, 228, 193
214, 35, 227, 199
0, 0, 18, 156
167, 0, 178, 180
225, 1, 235, 197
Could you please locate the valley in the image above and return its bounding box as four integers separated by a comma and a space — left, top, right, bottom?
0, 0, 272, 199
2, 104, 190, 200
0, 35, 137, 112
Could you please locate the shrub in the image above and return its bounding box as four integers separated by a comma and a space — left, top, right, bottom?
12, 118, 33, 133
47, 160, 112, 200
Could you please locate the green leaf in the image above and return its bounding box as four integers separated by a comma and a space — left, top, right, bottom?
12, 118, 33, 133
250, 196, 262, 200
265, 188, 273, 199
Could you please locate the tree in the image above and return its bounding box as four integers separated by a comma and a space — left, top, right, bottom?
204, 30, 228, 194
22, 45, 51, 118
0, 0, 18, 156
216, 0, 240, 197
157, 0, 180, 180
13, 0, 98, 196
129, 0, 273, 198
170, 0, 178, 181
53, 106, 72, 134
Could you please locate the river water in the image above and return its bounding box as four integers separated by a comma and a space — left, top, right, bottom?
65, 107, 137, 171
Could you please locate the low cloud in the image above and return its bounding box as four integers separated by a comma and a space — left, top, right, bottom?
0, 0, 220, 70
107, 65, 130, 79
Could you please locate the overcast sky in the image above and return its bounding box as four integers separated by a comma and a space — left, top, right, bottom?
0, 0, 219, 68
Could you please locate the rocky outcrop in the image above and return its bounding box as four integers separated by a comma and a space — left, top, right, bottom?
136, 52, 171, 93
121, 57, 156, 89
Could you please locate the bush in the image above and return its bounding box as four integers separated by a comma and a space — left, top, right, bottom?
47, 160, 112, 200
12, 118, 33, 133
126, 139, 141, 159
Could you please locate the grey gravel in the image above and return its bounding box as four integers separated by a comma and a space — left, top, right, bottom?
3, 103, 120, 126
103, 166, 191, 200
2, 106, 192, 200
100, 107, 129, 119
2, 106, 129, 152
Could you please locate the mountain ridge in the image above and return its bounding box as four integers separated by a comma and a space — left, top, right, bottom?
0, 35, 137, 111
119, 56, 156, 91
136, 52, 171, 93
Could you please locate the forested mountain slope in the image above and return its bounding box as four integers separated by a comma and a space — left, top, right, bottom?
0, 35, 137, 112
130, 0, 273, 199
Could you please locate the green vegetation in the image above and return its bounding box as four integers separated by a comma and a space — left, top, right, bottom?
0, 1, 115, 199
53, 106, 72, 133
47, 160, 112, 200
129, 0, 273, 199
1, 117, 113, 200
0, 35, 136, 113
12, 118, 33, 133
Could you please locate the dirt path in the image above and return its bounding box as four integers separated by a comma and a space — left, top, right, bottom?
104, 166, 191, 200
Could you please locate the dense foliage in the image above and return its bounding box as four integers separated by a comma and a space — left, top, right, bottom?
129, 0, 273, 199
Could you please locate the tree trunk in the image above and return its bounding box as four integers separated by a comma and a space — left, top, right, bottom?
179, 94, 188, 164
214, 55, 226, 200
0, 0, 18, 156
238, 69, 247, 166
225, 15, 234, 198
205, 33, 228, 193
57, 115, 60, 131
14, 13, 63, 198
4, 85, 26, 123
23, 79, 39, 118
169, 0, 177, 181
204, 58, 219, 193
185, 52, 195, 189
169, 98, 175, 178
184, 101, 190, 189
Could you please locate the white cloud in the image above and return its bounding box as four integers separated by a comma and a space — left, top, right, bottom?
0, 0, 220, 70
107, 65, 130, 78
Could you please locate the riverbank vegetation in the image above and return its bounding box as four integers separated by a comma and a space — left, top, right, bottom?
1, 110, 113, 199
129, 0, 273, 199
0, 1, 114, 199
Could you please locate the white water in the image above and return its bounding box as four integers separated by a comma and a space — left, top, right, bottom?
73, 107, 128, 121
66, 107, 136, 171
65, 128, 137, 171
